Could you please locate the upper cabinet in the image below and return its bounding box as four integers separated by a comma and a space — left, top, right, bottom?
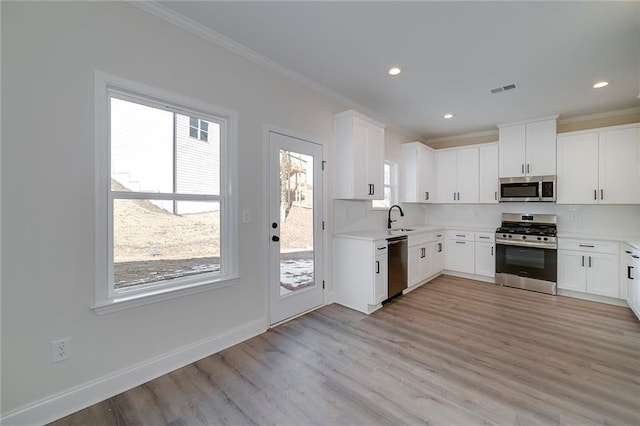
557, 123, 640, 204
401, 142, 435, 203
478, 143, 499, 203
436, 146, 479, 203
498, 116, 558, 178
333, 110, 385, 200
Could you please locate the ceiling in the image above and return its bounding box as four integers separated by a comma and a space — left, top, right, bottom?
155, 1, 639, 140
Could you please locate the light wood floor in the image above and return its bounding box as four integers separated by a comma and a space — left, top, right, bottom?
52, 276, 640, 425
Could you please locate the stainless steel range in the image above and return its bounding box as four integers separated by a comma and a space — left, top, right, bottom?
495, 213, 558, 295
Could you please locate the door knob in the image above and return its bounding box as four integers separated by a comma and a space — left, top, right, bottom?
272, 235, 280, 242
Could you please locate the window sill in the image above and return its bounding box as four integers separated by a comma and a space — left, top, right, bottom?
91, 274, 240, 315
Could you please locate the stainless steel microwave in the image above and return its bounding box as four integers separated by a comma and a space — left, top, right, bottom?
499, 175, 556, 202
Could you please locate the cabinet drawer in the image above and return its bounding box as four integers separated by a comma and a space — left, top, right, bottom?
374, 240, 388, 254
447, 230, 474, 241
475, 232, 495, 243
558, 239, 618, 254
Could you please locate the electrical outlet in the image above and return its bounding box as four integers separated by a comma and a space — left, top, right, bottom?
51, 338, 72, 363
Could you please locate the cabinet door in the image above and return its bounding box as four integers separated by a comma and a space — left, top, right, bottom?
367, 124, 385, 200
431, 240, 445, 274
499, 124, 526, 177
419, 245, 432, 280
373, 253, 388, 304
525, 119, 557, 176
418, 146, 435, 202
457, 147, 479, 203
352, 118, 369, 199
475, 242, 495, 277
436, 150, 458, 203
446, 240, 475, 274
598, 126, 640, 204
556, 132, 599, 204
557, 251, 587, 292
407, 245, 422, 287
479, 144, 499, 203
586, 253, 619, 298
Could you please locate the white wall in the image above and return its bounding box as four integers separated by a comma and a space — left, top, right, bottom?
423, 203, 640, 237
0, 1, 365, 421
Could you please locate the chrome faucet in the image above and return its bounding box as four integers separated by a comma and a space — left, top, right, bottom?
387, 204, 405, 229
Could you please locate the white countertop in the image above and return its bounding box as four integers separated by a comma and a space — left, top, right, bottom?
334, 225, 495, 241
558, 232, 640, 250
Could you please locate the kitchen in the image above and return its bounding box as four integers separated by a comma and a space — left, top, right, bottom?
333, 112, 640, 317
2, 1, 639, 424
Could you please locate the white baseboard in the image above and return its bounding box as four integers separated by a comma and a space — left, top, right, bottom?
557, 289, 629, 307
1, 318, 267, 426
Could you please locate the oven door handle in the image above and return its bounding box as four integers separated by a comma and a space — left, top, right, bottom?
495, 239, 557, 249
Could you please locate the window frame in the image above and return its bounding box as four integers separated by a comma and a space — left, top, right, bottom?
93, 72, 238, 314
371, 159, 398, 209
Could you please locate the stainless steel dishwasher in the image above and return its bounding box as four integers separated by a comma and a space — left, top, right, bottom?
386, 236, 408, 299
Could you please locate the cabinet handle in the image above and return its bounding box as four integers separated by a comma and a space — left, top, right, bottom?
436, 234, 442, 238
527, 164, 530, 174
456, 241, 466, 244
377, 246, 386, 251
521, 164, 524, 174
376, 260, 380, 274
600, 189, 604, 200
495, 191, 497, 201
453, 192, 457, 201
438, 243, 442, 252
629, 266, 634, 280
633, 255, 640, 259
581, 256, 584, 267
588, 256, 592, 268
594, 189, 597, 200
625, 250, 632, 254
456, 234, 466, 237
579, 244, 595, 248
479, 236, 490, 239
457, 192, 461, 201
491, 246, 494, 256
425, 191, 429, 200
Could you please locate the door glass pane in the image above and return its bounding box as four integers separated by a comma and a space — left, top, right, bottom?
279, 150, 314, 295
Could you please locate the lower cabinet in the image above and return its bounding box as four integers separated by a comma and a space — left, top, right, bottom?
558, 239, 619, 298
334, 237, 388, 314
625, 244, 640, 319
446, 231, 475, 274
408, 231, 444, 288
475, 232, 495, 278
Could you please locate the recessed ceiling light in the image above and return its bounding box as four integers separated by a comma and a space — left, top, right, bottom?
592, 81, 609, 89
443, 113, 454, 119
388, 67, 401, 76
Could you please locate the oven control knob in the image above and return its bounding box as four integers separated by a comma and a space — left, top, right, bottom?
502, 234, 507, 238
537, 237, 542, 241
508, 235, 512, 238
522, 236, 526, 239
543, 237, 548, 241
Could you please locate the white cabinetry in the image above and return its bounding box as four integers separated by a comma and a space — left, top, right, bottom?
436, 147, 479, 203
334, 237, 388, 314
624, 245, 640, 320
333, 110, 385, 200
557, 124, 640, 204
478, 143, 499, 203
475, 232, 495, 278
407, 231, 445, 289
558, 239, 619, 298
498, 117, 557, 178
446, 231, 475, 274
401, 142, 435, 203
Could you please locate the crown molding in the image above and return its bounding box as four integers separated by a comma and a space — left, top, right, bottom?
124, 1, 386, 123
426, 128, 498, 145
557, 106, 640, 125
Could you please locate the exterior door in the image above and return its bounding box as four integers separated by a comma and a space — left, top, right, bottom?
268, 131, 323, 325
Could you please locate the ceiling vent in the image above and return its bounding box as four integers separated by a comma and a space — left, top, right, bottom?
490, 83, 518, 94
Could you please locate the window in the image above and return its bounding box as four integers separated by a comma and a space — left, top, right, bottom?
372, 160, 398, 209
94, 72, 237, 313
189, 116, 209, 141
